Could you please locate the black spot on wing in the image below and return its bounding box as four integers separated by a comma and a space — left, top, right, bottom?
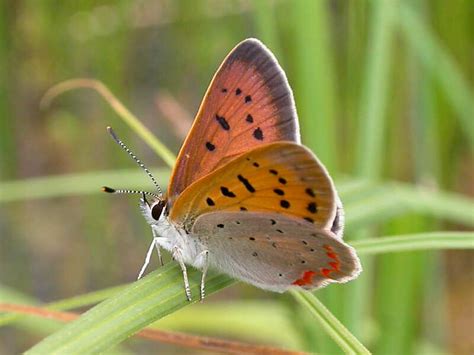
221, 39, 299, 143
215, 115, 230, 130
220, 186, 236, 197
245, 95, 252, 103
206, 197, 215, 206
307, 202, 318, 213
253, 127, 264, 140
280, 200, 290, 208
273, 188, 284, 196
236, 88, 242, 95
305, 188, 316, 197
237, 174, 255, 193
246, 114, 254, 123
205, 142, 215, 151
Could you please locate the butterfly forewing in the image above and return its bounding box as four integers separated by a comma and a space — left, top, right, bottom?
168, 39, 299, 204
170, 142, 338, 232
192, 212, 361, 291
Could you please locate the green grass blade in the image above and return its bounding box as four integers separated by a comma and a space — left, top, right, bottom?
26, 264, 235, 354
343, 182, 474, 229
355, 0, 397, 178
290, 0, 338, 172
391, 183, 474, 227
252, 0, 281, 59
0, 0, 15, 179
290, 290, 371, 355
0, 168, 170, 202
352, 231, 474, 254
41, 79, 177, 167
398, 3, 474, 149
348, 0, 398, 339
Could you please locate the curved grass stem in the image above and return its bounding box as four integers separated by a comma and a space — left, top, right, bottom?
41, 78, 176, 168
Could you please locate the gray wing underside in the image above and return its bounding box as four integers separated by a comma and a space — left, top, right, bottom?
191, 211, 361, 292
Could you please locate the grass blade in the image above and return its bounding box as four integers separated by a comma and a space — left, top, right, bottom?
26, 264, 234, 354
352, 231, 474, 254
290, 290, 371, 355
348, 0, 398, 338
397, 3, 474, 149
0, 169, 169, 202
41, 79, 177, 167
290, 0, 338, 172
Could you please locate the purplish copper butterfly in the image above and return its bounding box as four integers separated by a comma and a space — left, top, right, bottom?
104, 39, 361, 300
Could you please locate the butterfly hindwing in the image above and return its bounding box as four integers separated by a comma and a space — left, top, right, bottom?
170, 142, 339, 232
168, 39, 299, 203
192, 211, 361, 291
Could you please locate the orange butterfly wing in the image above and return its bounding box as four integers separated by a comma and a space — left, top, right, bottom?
170, 142, 337, 232
167, 39, 299, 204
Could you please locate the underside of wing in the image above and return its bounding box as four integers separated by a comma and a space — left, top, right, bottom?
168, 39, 299, 202
170, 142, 340, 233
192, 212, 361, 292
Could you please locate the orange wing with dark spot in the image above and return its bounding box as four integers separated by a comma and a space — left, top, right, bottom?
170, 142, 337, 232
167, 39, 299, 204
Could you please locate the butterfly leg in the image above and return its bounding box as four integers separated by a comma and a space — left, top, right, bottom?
137, 235, 159, 280
152, 229, 164, 266
173, 247, 192, 301
197, 250, 209, 302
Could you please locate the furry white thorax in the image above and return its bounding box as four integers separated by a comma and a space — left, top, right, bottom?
142, 200, 208, 270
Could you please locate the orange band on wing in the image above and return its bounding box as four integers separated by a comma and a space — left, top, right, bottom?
292, 245, 343, 285
292, 270, 317, 286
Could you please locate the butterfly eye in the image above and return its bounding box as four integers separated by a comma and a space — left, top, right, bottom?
151, 201, 165, 220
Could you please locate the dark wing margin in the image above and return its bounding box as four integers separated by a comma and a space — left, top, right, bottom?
167, 38, 300, 204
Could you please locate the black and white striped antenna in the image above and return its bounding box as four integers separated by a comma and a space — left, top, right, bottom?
102, 126, 163, 199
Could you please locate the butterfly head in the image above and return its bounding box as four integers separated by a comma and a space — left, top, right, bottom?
102, 126, 167, 226
139, 192, 167, 225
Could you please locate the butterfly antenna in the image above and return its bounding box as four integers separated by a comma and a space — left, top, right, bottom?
106, 126, 163, 197
101, 186, 161, 200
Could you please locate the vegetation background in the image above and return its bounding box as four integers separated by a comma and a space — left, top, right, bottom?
0, 0, 472, 354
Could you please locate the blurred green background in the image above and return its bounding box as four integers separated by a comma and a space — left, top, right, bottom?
0, 0, 472, 354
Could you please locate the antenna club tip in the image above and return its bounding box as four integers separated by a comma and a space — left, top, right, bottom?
102, 186, 116, 193
107, 126, 119, 141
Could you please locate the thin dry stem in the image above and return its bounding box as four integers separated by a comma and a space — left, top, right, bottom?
0, 303, 305, 355
154, 91, 193, 139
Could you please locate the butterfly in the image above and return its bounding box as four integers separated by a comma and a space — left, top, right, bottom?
103, 38, 361, 301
